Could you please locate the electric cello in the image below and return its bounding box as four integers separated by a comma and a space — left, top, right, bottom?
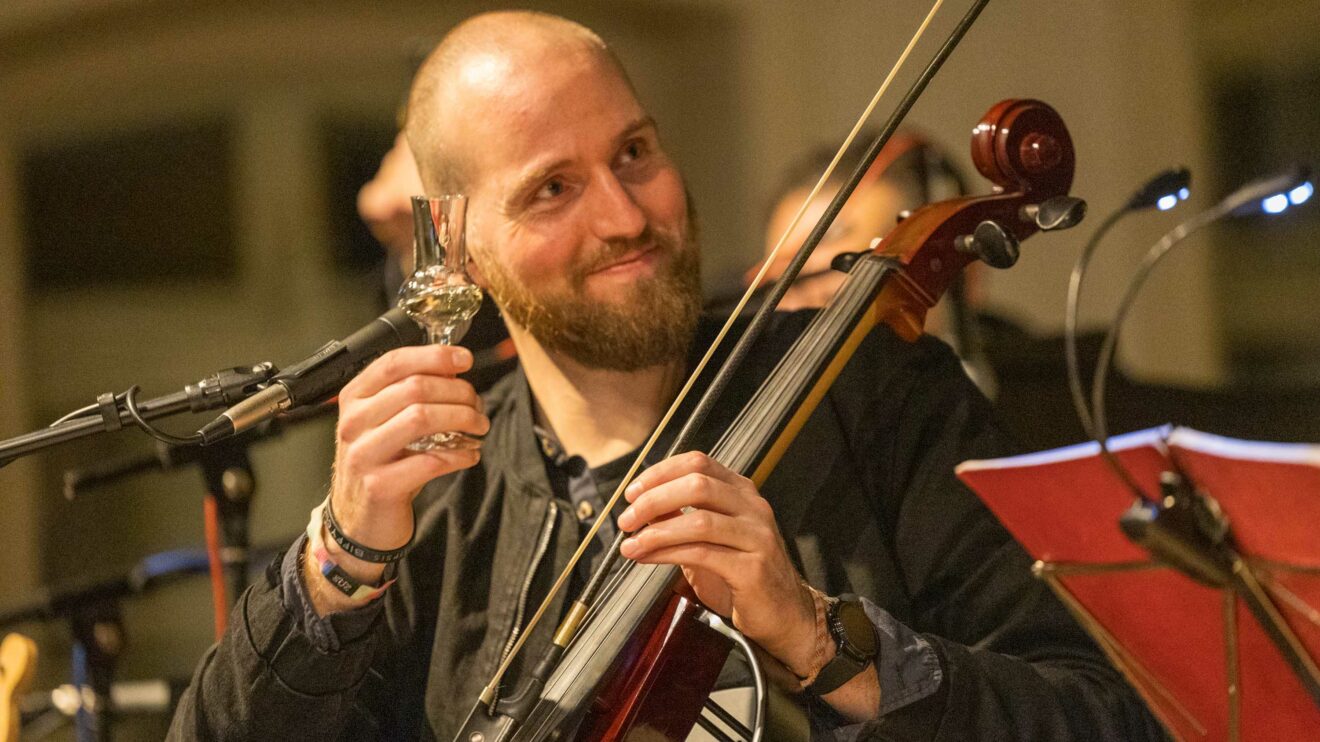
453, 96, 1085, 741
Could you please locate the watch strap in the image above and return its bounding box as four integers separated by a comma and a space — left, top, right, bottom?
809, 645, 870, 695
806, 594, 877, 696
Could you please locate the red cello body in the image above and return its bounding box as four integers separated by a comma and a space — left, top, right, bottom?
576, 592, 731, 740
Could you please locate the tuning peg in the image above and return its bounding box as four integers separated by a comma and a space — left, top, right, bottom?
1021, 196, 1087, 231
955, 220, 1020, 269
896, 209, 913, 224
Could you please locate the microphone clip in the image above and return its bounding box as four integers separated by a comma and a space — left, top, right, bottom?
184, 363, 279, 413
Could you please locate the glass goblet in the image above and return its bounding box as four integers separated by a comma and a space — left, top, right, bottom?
397, 194, 484, 452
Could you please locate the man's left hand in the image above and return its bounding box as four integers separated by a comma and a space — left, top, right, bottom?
617, 451, 821, 679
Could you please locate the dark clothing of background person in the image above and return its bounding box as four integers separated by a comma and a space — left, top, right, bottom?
168, 312, 1163, 741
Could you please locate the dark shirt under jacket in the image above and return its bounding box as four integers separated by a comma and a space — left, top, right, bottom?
534, 425, 634, 597
168, 312, 1164, 741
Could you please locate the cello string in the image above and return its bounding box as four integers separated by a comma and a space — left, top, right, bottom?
479, 0, 947, 699
519, 262, 897, 737
519, 269, 891, 736
738, 259, 896, 460
719, 263, 886, 471
661, 0, 986, 469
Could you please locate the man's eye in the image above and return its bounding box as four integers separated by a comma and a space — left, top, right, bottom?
536, 179, 566, 200
619, 140, 647, 165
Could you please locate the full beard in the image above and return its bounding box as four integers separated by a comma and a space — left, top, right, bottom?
479, 224, 702, 372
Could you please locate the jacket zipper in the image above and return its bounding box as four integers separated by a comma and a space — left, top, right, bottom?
497, 498, 559, 671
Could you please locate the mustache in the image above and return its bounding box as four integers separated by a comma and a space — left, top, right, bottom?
573, 227, 671, 277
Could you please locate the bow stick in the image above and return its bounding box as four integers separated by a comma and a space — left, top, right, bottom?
474, 0, 991, 712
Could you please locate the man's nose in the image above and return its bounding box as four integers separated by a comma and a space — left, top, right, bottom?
587, 171, 647, 242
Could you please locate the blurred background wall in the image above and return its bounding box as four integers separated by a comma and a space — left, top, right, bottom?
1, 0, 1317, 738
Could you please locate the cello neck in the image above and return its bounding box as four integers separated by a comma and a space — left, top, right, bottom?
713, 254, 901, 483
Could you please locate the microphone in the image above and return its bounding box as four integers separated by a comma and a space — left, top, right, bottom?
198, 308, 425, 444
1088, 164, 1312, 497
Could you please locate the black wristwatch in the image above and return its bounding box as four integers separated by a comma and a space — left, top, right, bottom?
807, 594, 878, 696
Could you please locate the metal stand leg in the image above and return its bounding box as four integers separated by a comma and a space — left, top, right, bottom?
702, 697, 755, 741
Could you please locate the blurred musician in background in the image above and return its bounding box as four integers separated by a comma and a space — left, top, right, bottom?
357, 132, 426, 276
357, 119, 514, 392
747, 131, 999, 398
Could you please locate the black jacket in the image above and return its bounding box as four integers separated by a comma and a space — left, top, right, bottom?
169, 312, 1163, 740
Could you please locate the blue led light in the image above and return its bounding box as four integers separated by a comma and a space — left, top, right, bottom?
1156, 194, 1178, 211
1262, 194, 1289, 214
1178, 187, 1190, 201
1289, 181, 1313, 206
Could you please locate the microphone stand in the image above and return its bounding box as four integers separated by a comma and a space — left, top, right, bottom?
0, 364, 276, 469
1, 544, 286, 742
3, 552, 203, 742
0, 363, 280, 651
199, 437, 254, 631
60, 402, 336, 636
69, 600, 121, 742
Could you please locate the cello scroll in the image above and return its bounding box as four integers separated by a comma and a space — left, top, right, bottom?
868, 98, 1082, 342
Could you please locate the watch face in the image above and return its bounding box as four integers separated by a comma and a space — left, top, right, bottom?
836, 599, 878, 658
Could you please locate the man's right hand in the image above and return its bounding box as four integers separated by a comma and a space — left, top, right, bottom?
305, 344, 490, 615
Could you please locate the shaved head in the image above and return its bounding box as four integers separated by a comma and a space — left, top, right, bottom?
402, 11, 699, 371
405, 11, 633, 195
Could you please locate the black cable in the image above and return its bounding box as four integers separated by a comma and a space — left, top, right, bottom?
122, 386, 205, 447
1062, 168, 1193, 501
1090, 207, 1227, 466
1091, 165, 1309, 497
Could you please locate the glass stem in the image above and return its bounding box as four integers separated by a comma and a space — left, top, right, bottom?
427, 326, 454, 346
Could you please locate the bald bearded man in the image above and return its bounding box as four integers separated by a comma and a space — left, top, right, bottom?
170, 11, 1160, 741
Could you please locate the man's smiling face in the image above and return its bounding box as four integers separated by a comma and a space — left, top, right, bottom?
416, 42, 700, 371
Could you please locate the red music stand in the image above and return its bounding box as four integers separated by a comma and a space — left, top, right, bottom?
957, 426, 1320, 741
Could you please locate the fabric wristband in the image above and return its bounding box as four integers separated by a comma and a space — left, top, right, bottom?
306, 502, 396, 604
796, 583, 832, 690
322, 495, 414, 563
